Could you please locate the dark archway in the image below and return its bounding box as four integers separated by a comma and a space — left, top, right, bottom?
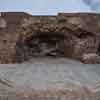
16, 32, 67, 63
98, 42, 100, 55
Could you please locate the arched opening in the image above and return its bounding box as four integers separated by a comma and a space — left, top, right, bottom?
16, 32, 67, 62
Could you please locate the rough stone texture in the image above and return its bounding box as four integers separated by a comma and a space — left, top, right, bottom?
81, 53, 100, 64
0, 12, 100, 63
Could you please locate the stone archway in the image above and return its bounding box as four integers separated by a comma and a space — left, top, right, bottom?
15, 31, 67, 63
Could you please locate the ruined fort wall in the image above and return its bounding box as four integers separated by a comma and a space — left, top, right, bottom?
0, 12, 100, 63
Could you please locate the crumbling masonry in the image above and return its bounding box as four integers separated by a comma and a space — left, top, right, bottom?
0, 12, 100, 63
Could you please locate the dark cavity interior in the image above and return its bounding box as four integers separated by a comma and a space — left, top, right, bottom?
16, 32, 66, 62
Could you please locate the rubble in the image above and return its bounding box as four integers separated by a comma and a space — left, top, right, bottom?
81, 53, 100, 64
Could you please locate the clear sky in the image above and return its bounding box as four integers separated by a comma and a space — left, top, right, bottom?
0, 0, 94, 15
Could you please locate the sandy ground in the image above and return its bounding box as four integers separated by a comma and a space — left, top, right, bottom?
0, 58, 100, 89
0, 58, 100, 99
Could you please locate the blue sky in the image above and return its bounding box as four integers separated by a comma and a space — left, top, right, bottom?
0, 0, 94, 15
